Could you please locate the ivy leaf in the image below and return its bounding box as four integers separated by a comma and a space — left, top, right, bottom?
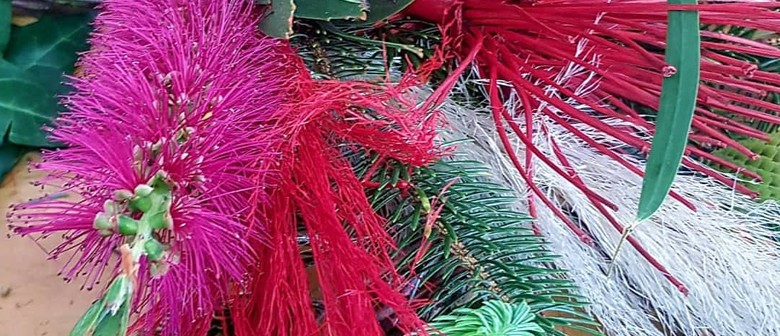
364, 0, 414, 23
294, 0, 367, 21
258, 0, 295, 39
0, 12, 92, 148
637, 0, 700, 221
0, 0, 10, 52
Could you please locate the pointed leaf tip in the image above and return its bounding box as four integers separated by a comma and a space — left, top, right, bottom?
637, 0, 700, 220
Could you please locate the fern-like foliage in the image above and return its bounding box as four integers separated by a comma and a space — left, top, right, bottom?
428, 300, 543, 336
353, 154, 602, 336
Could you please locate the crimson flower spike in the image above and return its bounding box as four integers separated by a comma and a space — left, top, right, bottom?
403, 0, 780, 293
231, 44, 444, 336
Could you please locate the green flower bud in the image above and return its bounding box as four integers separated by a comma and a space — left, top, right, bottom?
130, 196, 152, 213
113, 189, 134, 201
143, 238, 165, 261
116, 215, 139, 235
93, 213, 112, 231
103, 200, 116, 214
134, 184, 154, 197
146, 211, 173, 230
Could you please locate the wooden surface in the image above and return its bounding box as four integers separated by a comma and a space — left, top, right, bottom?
0, 153, 95, 335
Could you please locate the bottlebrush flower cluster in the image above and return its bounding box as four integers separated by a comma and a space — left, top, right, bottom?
404, 0, 780, 292
8, 0, 280, 334
231, 46, 444, 336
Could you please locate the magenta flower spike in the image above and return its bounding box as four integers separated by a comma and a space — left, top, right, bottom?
8, 0, 280, 334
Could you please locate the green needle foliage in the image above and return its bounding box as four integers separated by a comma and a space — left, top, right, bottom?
289, 13, 599, 335
354, 154, 602, 336
291, 18, 441, 80
427, 300, 543, 336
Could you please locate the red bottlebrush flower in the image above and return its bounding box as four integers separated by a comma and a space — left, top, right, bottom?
8, 0, 280, 334
404, 0, 780, 292
231, 46, 442, 336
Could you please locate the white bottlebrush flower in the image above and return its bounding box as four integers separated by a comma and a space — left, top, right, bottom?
435, 89, 780, 335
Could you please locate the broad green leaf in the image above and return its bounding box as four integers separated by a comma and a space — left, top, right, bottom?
258, 0, 295, 39
5, 13, 92, 84
0, 13, 92, 147
0, 0, 10, 52
294, 0, 367, 21
637, 0, 700, 221
0, 142, 25, 182
364, 0, 414, 23
0, 60, 59, 147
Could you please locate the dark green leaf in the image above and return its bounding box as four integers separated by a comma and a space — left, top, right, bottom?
364, 0, 414, 23
5, 13, 92, 74
637, 0, 700, 220
0, 12, 92, 147
0, 60, 59, 147
0, 141, 25, 182
258, 0, 295, 39
294, 0, 367, 21
0, 0, 10, 52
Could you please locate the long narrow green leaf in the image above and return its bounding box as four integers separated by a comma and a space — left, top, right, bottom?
637, 0, 700, 221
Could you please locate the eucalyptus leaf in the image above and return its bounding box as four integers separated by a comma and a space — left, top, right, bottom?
637, 0, 700, 220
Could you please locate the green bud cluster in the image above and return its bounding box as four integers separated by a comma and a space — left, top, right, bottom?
91, 171, 174, 265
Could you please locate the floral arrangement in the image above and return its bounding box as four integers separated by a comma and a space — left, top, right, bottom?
3, 0, 780, 335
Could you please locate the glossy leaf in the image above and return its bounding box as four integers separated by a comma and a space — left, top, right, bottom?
364, 0, 414, 23
637, 0, 700, 221
0, 60, 58, 146
294, 0, 367, 21
258, 0, 295, 39
0, 13, 92, 147
0, 0, 10, 52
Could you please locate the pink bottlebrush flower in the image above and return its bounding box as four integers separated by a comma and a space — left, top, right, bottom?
8, 0, 280, 334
